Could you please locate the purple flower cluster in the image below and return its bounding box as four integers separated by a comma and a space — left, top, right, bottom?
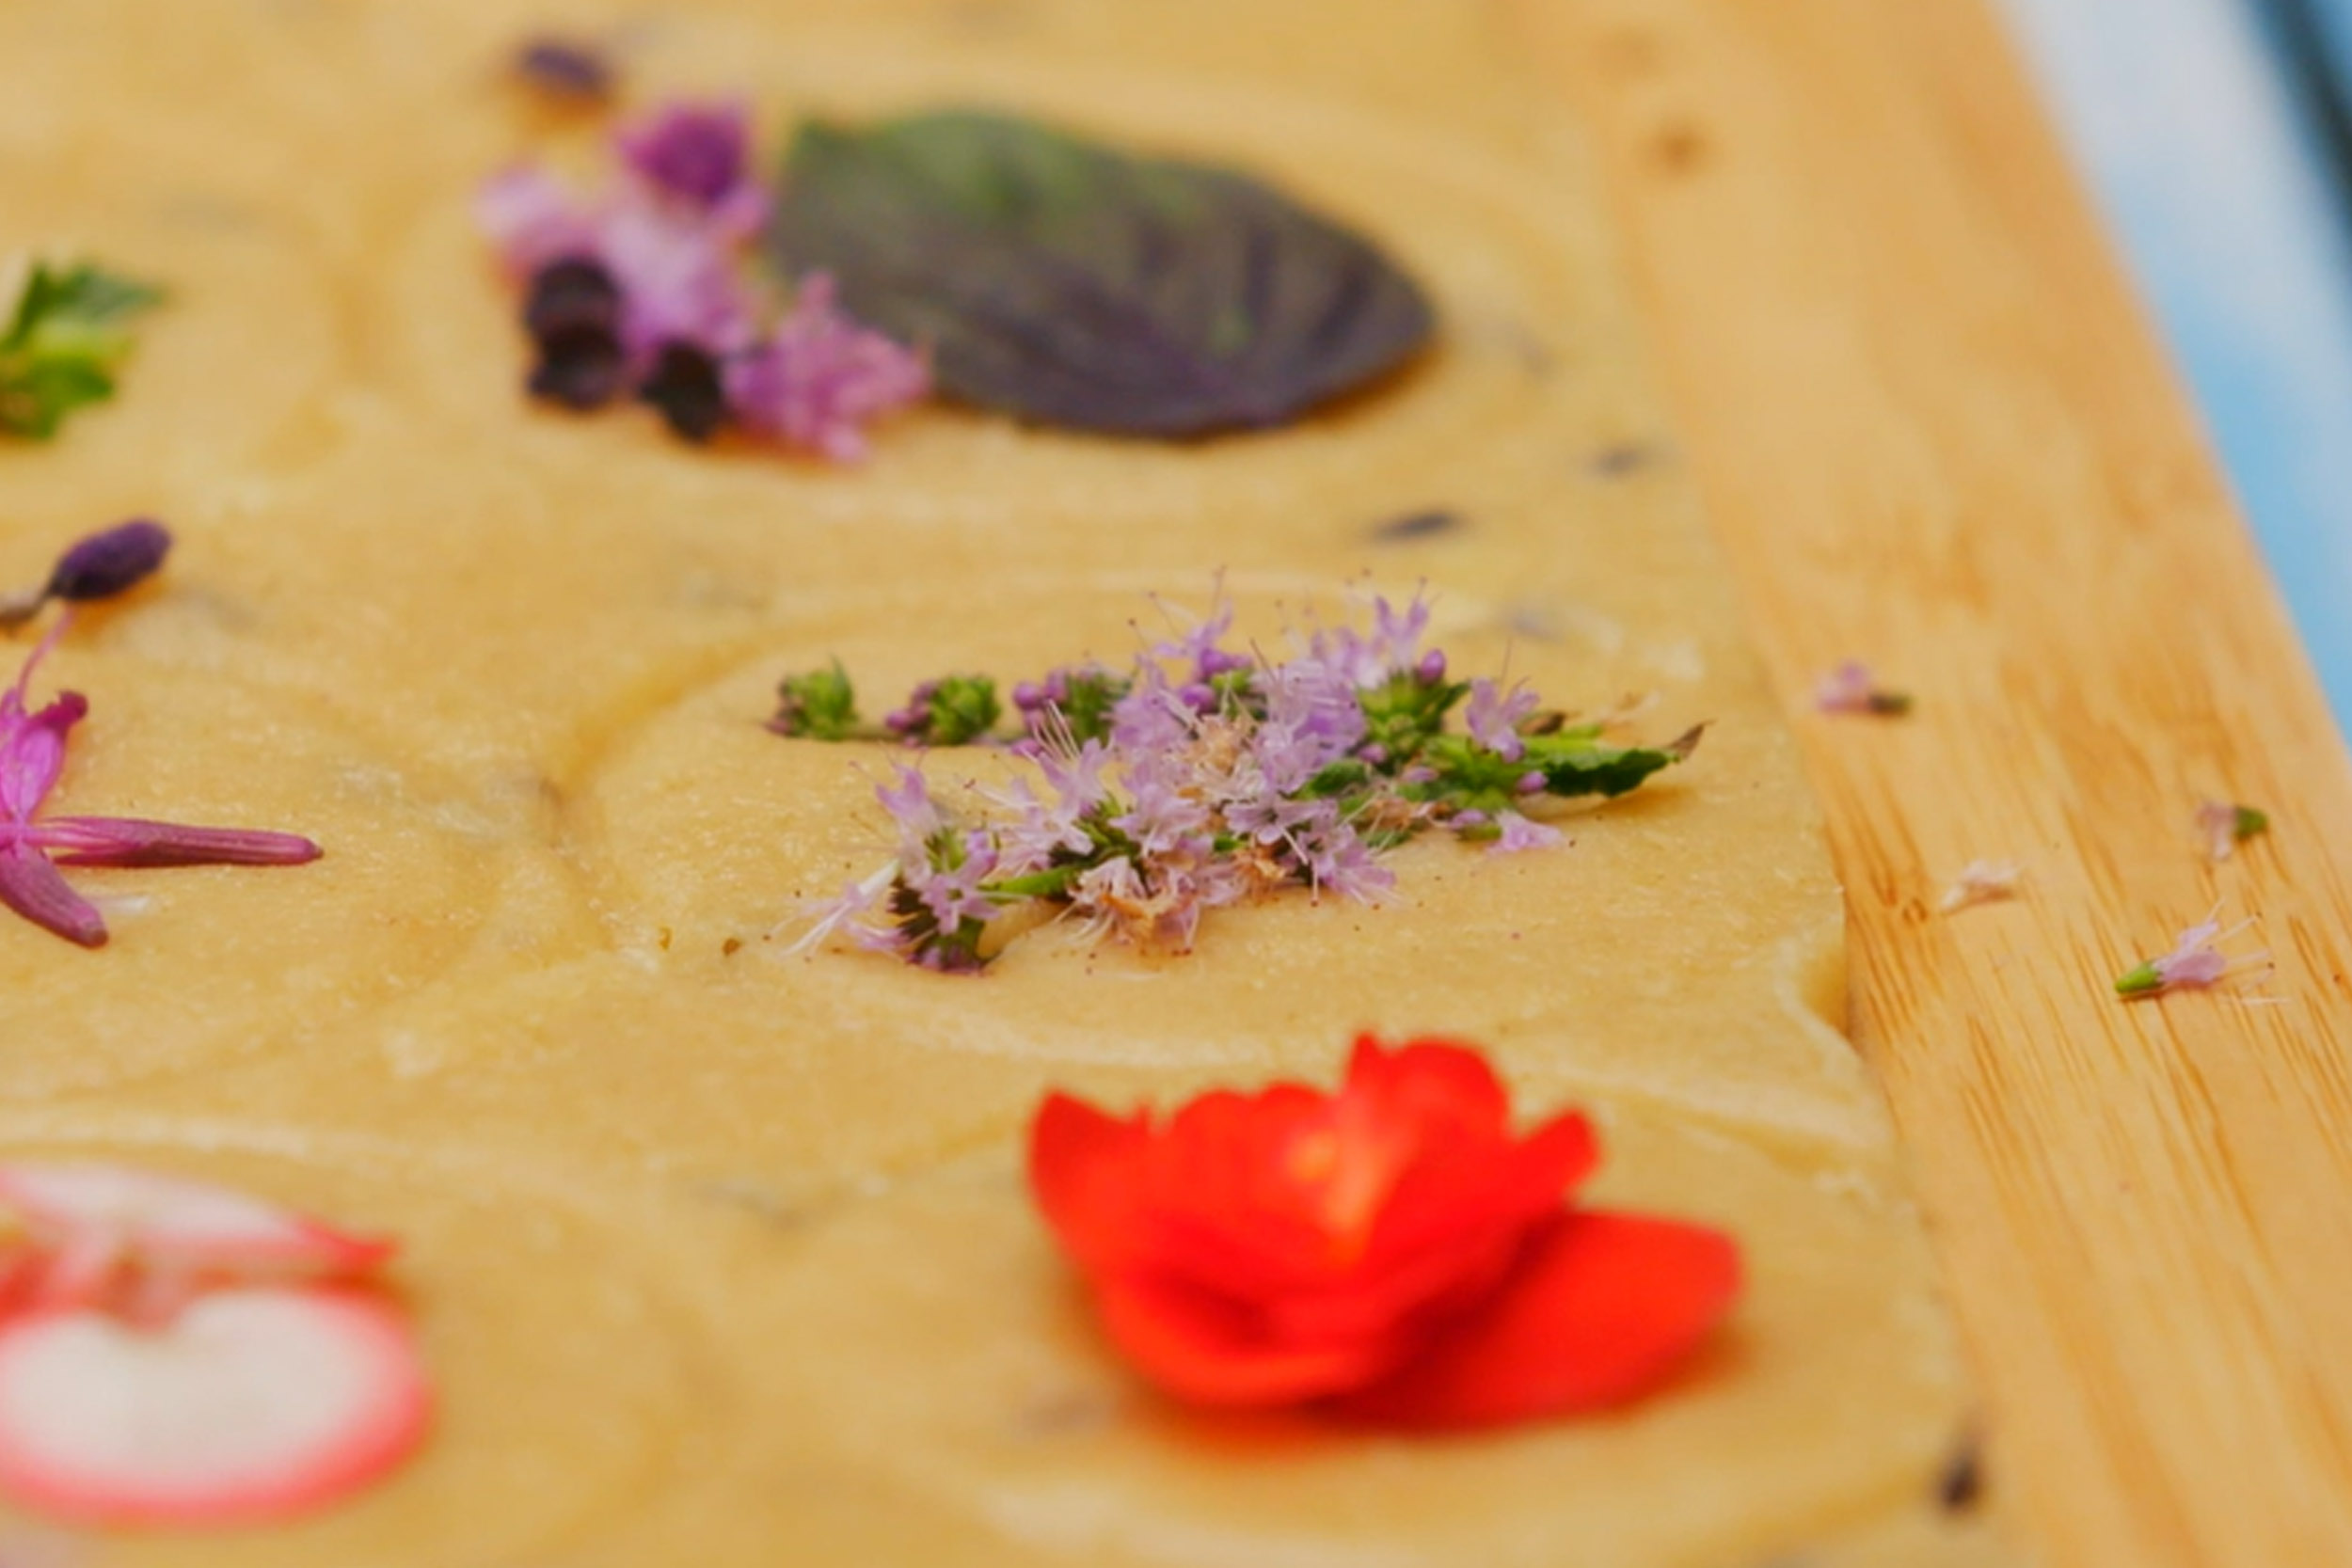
476, 102, 929, 457
789, 593, 1704, 973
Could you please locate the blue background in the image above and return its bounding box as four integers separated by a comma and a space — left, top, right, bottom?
2000, 0, 2352, 741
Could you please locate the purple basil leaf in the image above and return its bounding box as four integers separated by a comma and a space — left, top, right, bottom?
0, 843, 105, 947
47, 518, 172, 603
765, 110, 1434, 438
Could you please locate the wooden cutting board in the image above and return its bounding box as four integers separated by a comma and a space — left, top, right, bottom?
1528, 1, 2352, 1563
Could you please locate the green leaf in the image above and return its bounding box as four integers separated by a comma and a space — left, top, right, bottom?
0, 261, 163, 440
1524, 723, 1707, 800
767, 109, 1435, 437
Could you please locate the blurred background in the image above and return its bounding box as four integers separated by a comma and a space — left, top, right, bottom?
1999, 0, 2352, 738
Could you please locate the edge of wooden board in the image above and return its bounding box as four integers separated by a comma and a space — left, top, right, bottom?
1523, 1, 2352, 1564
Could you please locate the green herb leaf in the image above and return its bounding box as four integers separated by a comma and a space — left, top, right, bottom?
1523, 723, 1706, 800
767, 110, 1435, 437
0, 261, 164, 439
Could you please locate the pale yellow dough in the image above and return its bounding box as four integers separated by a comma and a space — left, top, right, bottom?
0, 2, 2008, 1563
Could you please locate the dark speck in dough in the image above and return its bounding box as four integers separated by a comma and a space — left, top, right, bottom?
1588, 440, 1669, 478
1369, 508, 1464, 543
1937, 1432, 1985, 1513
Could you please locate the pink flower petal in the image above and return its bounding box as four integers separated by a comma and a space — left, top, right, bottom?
36, 818, 321, 868
0, 694, 87, 825
0, 846, 103, 949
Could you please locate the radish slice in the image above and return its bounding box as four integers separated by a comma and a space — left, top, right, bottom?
0, 1165, 392, 1307
0, 1287, 430, 1527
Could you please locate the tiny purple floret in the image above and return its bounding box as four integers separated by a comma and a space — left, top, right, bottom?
616, 102, 763, 225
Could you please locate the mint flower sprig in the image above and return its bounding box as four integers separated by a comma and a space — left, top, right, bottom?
0, 261, 164, 440
783, 595, 1701, 971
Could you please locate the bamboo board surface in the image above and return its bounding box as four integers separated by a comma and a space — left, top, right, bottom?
1526, 1, 2352, 1562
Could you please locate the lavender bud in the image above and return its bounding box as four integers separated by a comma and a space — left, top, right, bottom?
1415, 649, 1448, 684
1518, 770, 1547, 795
48, 519, 172, 604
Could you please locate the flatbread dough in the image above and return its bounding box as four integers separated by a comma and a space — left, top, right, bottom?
0, 1, 2009, 1562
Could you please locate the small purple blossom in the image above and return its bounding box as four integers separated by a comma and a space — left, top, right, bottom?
723, 275, 931, 462
615, 102, 767, 235
0, 615, 319, 948
909, 828, 1000, 932
1489, 811, 1564, 854
875, 764, 946, 851
475, 166, 601, 278
1464, 677, 1537, 762
1313, 594, 1433, 688
593, 201, 760, 360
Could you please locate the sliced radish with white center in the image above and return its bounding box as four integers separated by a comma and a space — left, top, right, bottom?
0, 1165, 392, 1306
0, 1287, 430, 1527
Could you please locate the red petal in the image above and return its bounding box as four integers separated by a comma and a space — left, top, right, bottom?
1028, 1093, 1152, 1274
1093, 1271, 1403, 1407
1335, 1210, 1741, 1429
0, 846, 103, 948
1343, 1036, 1510, 1140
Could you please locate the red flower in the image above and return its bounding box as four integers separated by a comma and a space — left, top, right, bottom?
1028, 1036, 1740, 1429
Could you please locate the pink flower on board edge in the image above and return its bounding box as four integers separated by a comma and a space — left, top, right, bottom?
2114, 908, 2265, 998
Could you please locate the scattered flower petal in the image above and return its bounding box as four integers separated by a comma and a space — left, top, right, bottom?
1027, 1036, 1739, 1428
1489, 810, 1564, 854
2195, 799, 2268, 863
2116, 907, 2265, 998
1938, 859, 2022, 913
1814, 659, 1911, 717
